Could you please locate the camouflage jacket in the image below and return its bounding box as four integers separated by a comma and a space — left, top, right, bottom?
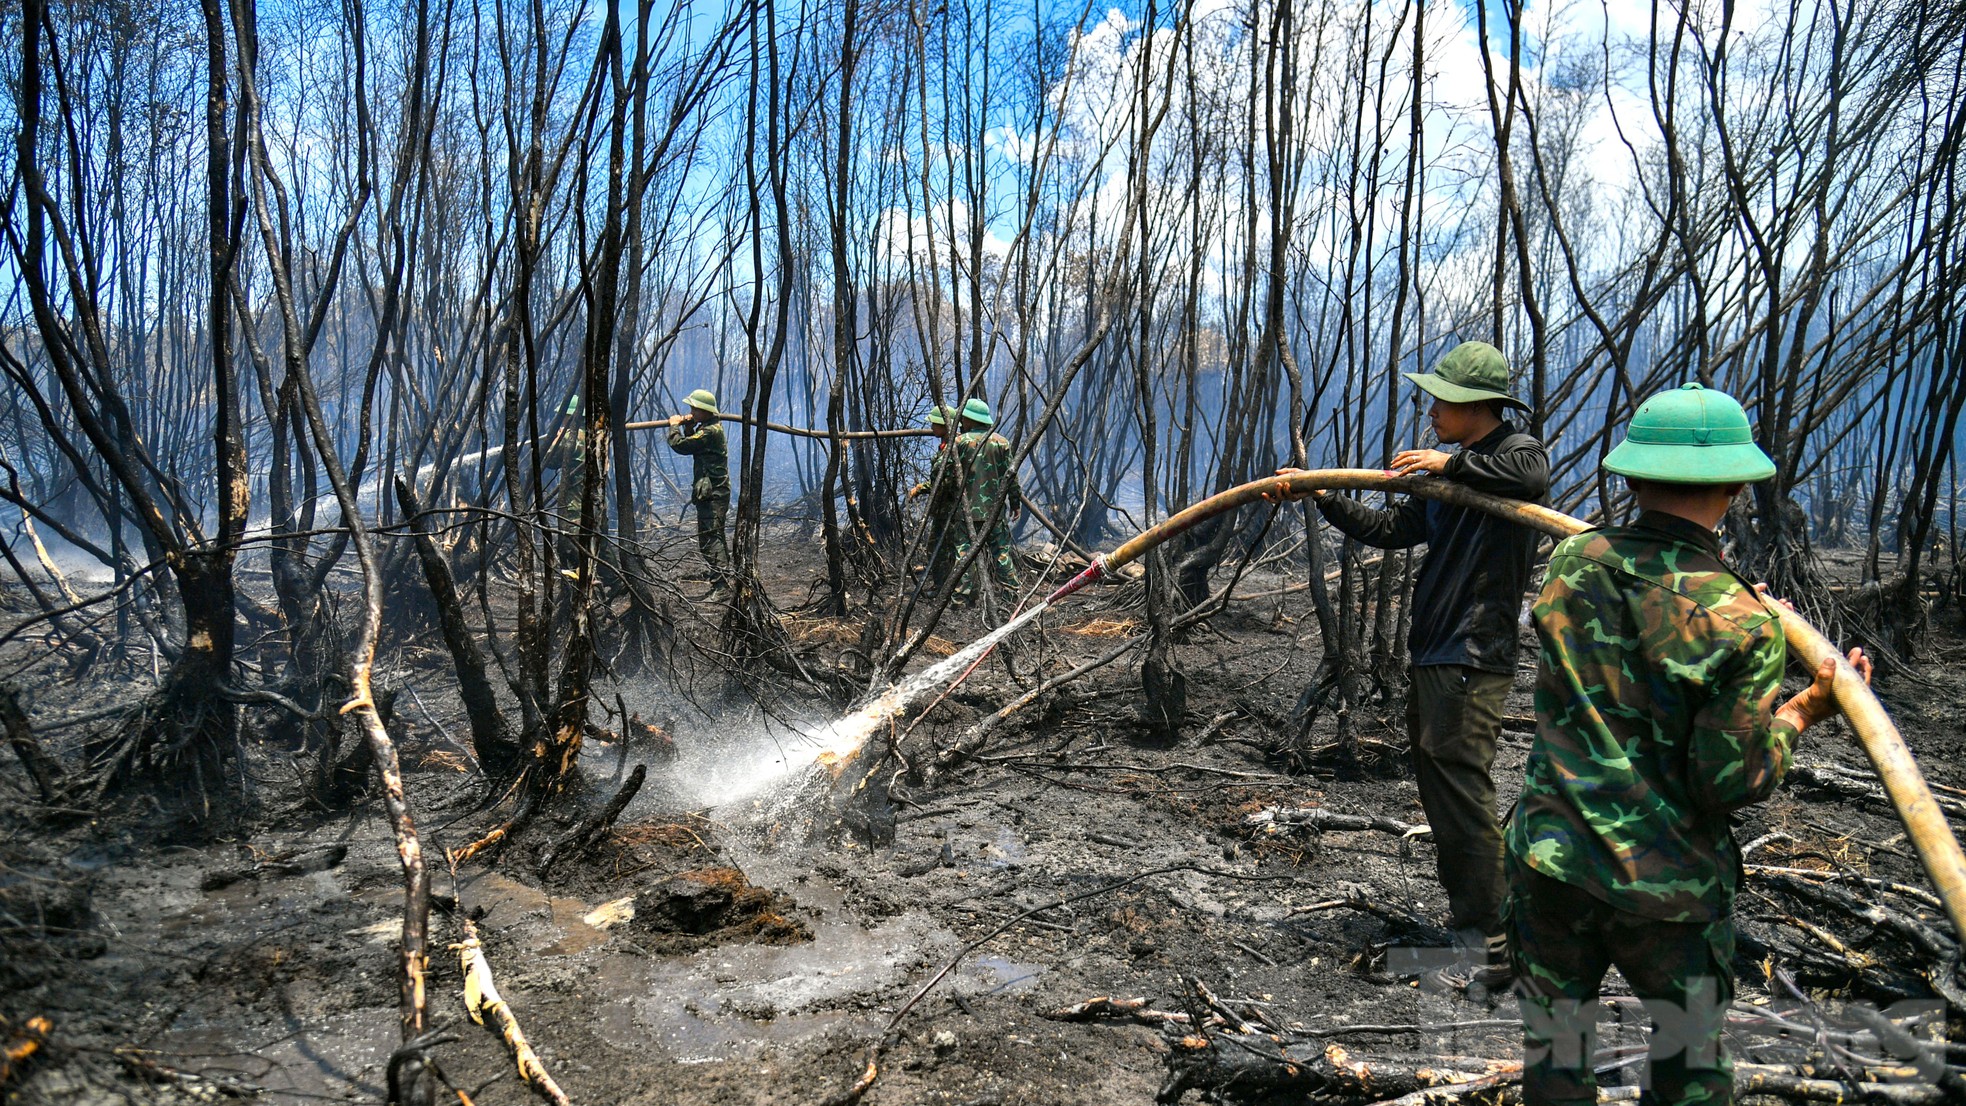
1505, 511, 1798, 923
666, 420, 730, 502
914, 443, 959, 519
542, 423, 585, 473
954, 430, 1018, 527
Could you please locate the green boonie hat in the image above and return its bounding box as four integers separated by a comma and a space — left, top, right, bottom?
959, 397, 994, 427
686, 388, 718, 414
925, 404, 956, 427
1401, 340, 1530, 413
1602, 382, 1776, 485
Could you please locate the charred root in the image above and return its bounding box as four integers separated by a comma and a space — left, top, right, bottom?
1, 684, 64, 802
537, 763, 647, 873
83, 649, 239, 823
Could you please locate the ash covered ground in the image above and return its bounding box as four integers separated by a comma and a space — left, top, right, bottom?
4, 536, 1964, 1106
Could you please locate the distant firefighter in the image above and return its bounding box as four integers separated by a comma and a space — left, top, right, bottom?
907, 404, 960, 590
950, 397, 1021, 607
543, 394, 589, 568
666, 389, 731, 597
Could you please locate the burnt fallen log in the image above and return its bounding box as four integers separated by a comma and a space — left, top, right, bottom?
114, 1049, 260, 1099
1157, 1026, 1960, 1105
1151, 977, 1515, 1104
1244, 805, 1427, 839
1070, 977, 1966, 1104
1157, 1023, 1515, 1106
1788, 763, 1966, 821
1289, 886, 1455, 949
1043, 996, 1191, 1027
1733, 1067, 1949, 1104
1756, 871, 1966, 1008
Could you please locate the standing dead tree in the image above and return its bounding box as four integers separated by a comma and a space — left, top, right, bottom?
7, 0, 252, 811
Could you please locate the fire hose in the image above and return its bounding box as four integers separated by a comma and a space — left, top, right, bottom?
996, 467, 1966, 942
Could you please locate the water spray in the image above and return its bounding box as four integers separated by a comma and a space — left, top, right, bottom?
800, 467, 1966, 943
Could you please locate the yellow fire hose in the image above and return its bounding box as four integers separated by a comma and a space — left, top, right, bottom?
1023, 468, 1966, 942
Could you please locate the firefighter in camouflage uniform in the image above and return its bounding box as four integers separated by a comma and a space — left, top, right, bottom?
665, 388, 731, 596
542, 395, 588, 570
1506, 383, 1871, 1106
908, 404, 961, 589
950, 397, 1021, 606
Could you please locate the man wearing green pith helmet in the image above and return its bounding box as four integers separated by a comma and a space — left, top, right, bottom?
1274, 339, 1548, 995
1508, 383, 1871, 1106
665, 389, 730, 596
908, 404, 961, 590
950, 397, 1021, 606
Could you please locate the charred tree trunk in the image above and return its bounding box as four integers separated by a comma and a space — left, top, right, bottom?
396, 477, 522, 783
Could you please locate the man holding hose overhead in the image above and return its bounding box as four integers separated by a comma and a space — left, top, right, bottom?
1507, 383, 1869, 1106
1283, 339, 1549, 994
665, 389, 731, 598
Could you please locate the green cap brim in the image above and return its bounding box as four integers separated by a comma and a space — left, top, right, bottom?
1602, 440, 1776, 484
1402, 372, 1531, 412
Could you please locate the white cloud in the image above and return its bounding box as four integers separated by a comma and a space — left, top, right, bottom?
874, 200, 1012, 267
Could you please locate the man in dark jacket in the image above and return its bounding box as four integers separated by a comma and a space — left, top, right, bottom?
1284, 340, 1549, 992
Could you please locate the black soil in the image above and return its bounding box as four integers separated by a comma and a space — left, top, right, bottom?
4, 542, 1963, 1105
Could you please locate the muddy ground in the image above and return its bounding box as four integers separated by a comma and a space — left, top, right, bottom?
4, 534, 1964, 1105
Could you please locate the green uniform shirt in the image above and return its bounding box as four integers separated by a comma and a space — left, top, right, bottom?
917, 443, 958, 518
954, 430, 1017, 526
1506, 511, 1799, 924
666, 420, 730, 502
542, 427, 587, 523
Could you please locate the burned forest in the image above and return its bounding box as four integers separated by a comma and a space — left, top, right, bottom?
3, 0, 1966, 1102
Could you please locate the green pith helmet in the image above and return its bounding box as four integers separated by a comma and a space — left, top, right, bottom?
1401, 340, 1530, 413
925, 404, 956, 427
1602, 383, 1776, 485
959, 397, 994, 428
686, 388, 719, 415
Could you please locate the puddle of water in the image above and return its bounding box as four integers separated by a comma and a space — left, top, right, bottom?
570, 901, 948, 1063
984, 826, 1027, 869
557, 831, 964, 1064
456, 870, 611, 956
151, 1008, 397, 1101
965, 955, 1045, 994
